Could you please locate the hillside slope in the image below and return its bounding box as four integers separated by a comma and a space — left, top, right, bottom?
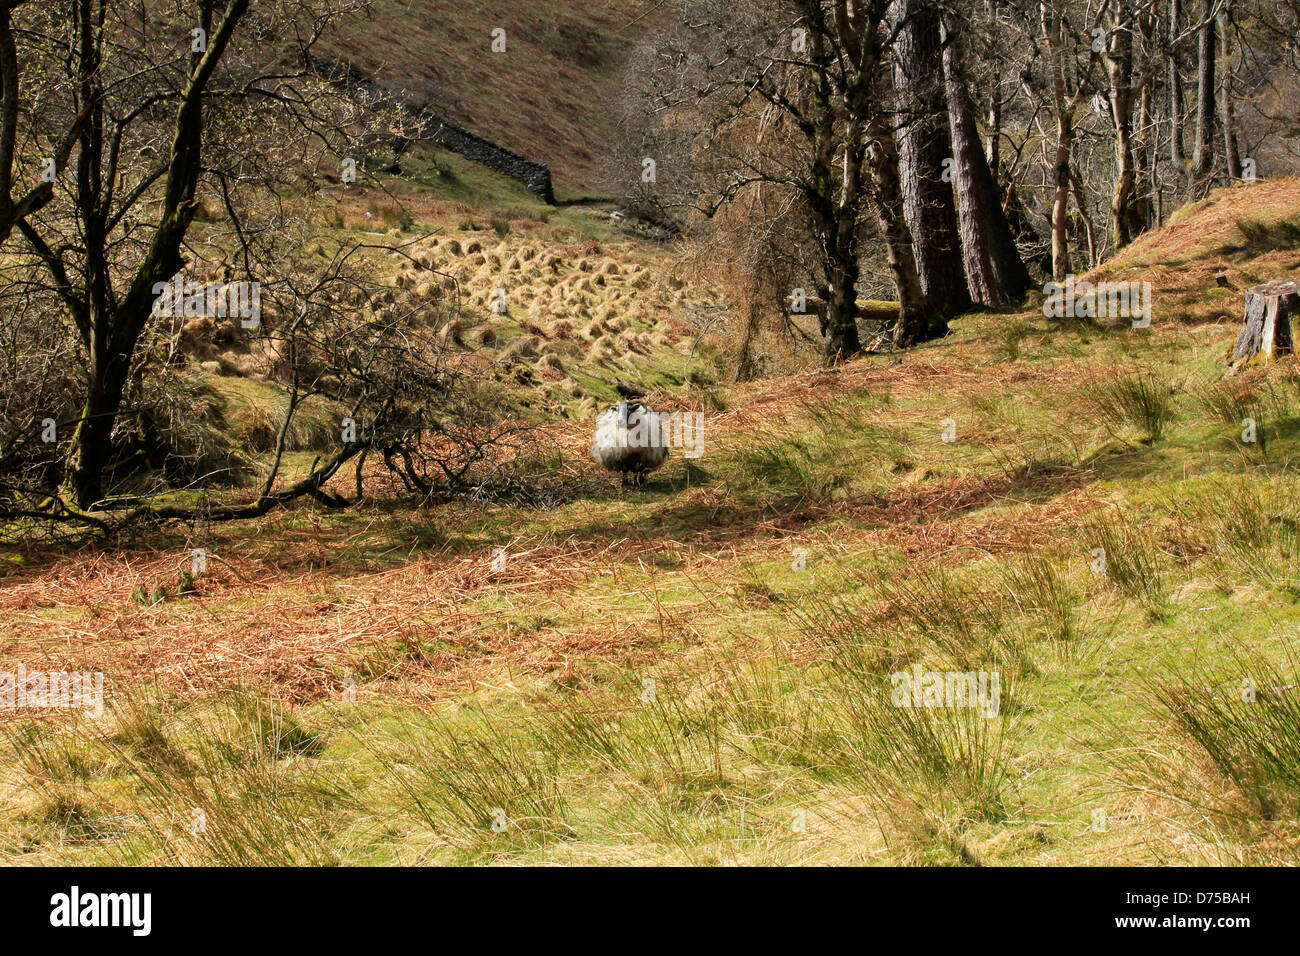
316, 0, 657, 196
5, 179, 1300, 866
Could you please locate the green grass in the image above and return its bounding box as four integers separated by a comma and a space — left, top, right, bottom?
1080, 370, 1175, 445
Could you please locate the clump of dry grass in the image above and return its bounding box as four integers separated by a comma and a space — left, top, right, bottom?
1081, 370, 1175, 444
1172, 476, 1300, 592
1082, 509, 1169, 619
999, 555, 1082, 648
1123, 641, 1300, 863
500, 335, 541, 364
2, 689, 346, 865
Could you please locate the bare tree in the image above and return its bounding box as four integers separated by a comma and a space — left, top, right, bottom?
0, 0, 519, 532
1037, 0, 1100, 280
1100, 0, 1145, 247
636, 0, 944, 358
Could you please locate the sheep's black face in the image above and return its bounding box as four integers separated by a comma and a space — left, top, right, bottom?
616, 401, 648, 430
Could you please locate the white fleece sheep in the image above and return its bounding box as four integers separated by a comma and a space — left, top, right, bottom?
591, 401, 669, 485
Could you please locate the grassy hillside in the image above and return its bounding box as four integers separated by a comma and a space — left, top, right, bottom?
316, 0, 659, 196
177, 137, 731, 445
4, 178, 1300, 865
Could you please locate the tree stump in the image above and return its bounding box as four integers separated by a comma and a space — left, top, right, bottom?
1232, 278, 1299, 362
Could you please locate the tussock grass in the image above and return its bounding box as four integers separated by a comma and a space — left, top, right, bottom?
1128, 643, 1300, 861
205, 375, 345, 454
1223, 213, 1300, 255
0, 637, 1023, 865
1083, 511, 1169, 619
1197, 370, 1300, 454
993, 318, 1031, 362
999, 555, 1081, 648
836, 687, 1013, 861
866, 562, 1033, 674
726, 400, 907, 505
3, 690, 348, 865
811, 640, 1015, 863
368, 711, 572, 851
793, 593, 913, 675
1199, 377, 1270, 426
1174, 477, 1300, 592
1081, 371, 1175, 444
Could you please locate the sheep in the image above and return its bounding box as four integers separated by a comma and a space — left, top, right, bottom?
591, 401, 669, 486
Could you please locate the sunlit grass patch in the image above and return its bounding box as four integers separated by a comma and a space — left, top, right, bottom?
1171, 475, 1300, 594
1124, 640, 1300, 863
722, 399, 910, 506
1080, 370, 1176, 445
2, 690, 351, 865
1082, 510, 1170, 620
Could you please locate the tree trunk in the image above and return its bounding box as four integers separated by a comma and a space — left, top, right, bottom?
1168, 0, 1185, 167
824, 132, 864, 360
1219, 10, 1242, 180
821, 265, 862, 359
1138, 91, 1152, 229
1222, 86, 1241, 179
984, 0, 1003, 174
892, 0, 970, 318
1042, 0, 1075, 281
734, 297, 761, 383
67, 353, 128, 509
1049, 115, 1073, 280
1069, 168, 1099, 268
57, 0, 249, 510
867, 109, 933, 348
1191, 0, 1217, 185
1232, 279, 1299, 362
1111, 113, 1140, 249
806, 13, 862, 361
941, 11, 1032, 306
1105, 4, 1147, 250
795, 31, 857, 361
986, 85, 1001, 174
